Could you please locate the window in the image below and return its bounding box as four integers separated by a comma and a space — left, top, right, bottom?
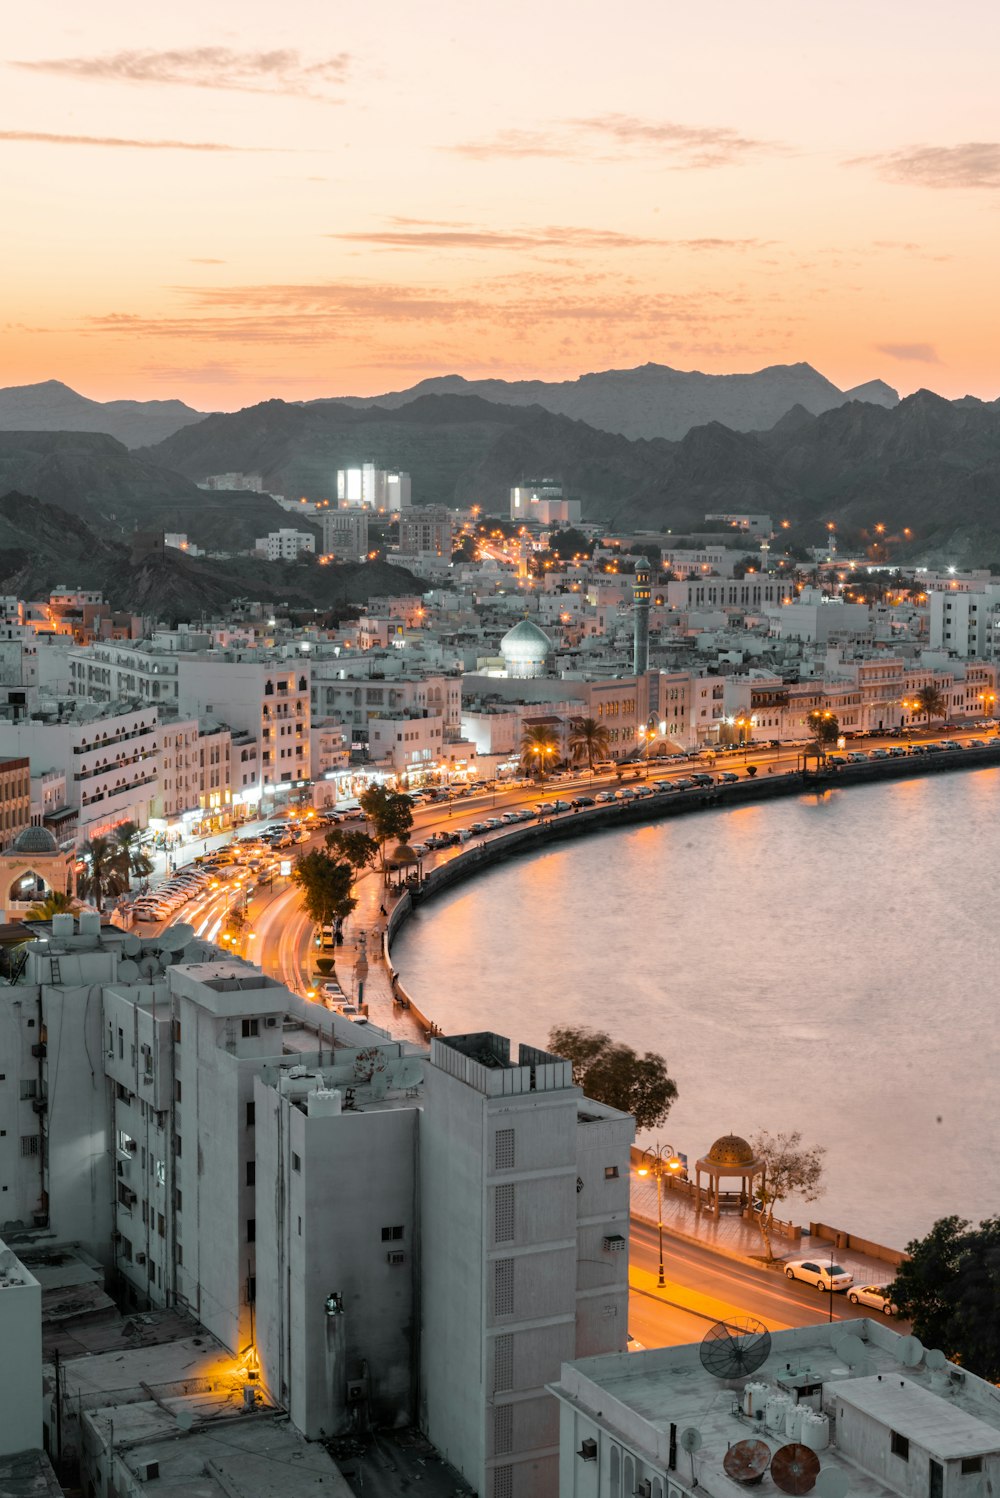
494, 1184, 515, 1244
20, 1134, 39, 1157
381, 1225, 404, 1242
247, 1218, 256, 1242
246, 1161, 255, 1186
891, 1432, 909, 1461
157, 1213, 165, 1238
605, 1165, 620, 1179
495, 1127, 515, 1171
291, 1152, 301, 1173
174, 1080, 182, 1103
493, 1333, 513, 1392
962, 1459, 983, 1476
494, 1258, 514, 1317
246, 1101, 255, 1128
173, 1020, 181, 1044
174, 1189, 182, 1212
241, 1019, 259, 1038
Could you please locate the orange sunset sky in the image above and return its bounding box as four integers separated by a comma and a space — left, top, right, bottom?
3, 0, 999, 410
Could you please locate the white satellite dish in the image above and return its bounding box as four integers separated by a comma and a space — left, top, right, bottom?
924, 1348, 947, 1370
816, 1469, 850, 1498
390, 1057, 424, 1091
893, 1335, 924, 1366
159, 923, 195, 953
680, 1427, 703, 1453
122, 933, 142, 956
138, 955, 161, 980
117, 959, 140, 982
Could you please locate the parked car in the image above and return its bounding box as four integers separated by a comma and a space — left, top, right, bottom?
501, 811, 521, 824
690, 772, 714, 787
470, 822, 490, 835
571, 795, 596, 808
967, 738, 988, 748
546, 800, 571, 812
784, 1259, 853, 1292
847, 1283, 897, 1315
672, 778, 695, 790
888, 746, 908, 757
846, 751, 867, 764
869, 748, 888, 759
614, 788, 637, 801
718, 771, 739, 784
595, 790, 616, 803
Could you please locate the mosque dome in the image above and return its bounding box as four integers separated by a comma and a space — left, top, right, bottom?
500, 618, 553, 679
706, 1134, 756, 1168
9, 825, 59, 856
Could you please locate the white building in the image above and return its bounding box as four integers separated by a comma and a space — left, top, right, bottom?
666, 577, 795, 611
256, 530, 316, 562
368, 711, 445, 773
337, 465, 411, 512
321, 508, 370, 562
551, 1320, 1000, 1498
929, 583, 1000, 660
0, 1239, 42, 1459
398, 506, 454, 559
510, 482, 582, 526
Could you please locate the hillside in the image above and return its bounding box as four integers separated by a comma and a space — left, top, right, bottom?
0, 492, 425, 624
330, 362, 901, 440
0, 380, 206, 448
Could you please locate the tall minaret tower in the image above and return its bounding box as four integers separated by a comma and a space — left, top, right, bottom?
633, 560, 651, 675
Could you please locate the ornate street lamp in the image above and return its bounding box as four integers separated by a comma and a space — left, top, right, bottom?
637, 1143, 683, 1287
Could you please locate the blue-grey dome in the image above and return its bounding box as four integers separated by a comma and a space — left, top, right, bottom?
10, 825, 58, 856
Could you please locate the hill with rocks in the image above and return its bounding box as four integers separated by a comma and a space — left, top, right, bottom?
0, 380, 207, 448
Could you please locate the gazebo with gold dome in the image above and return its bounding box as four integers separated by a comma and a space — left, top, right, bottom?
695, 1133, 765, 1218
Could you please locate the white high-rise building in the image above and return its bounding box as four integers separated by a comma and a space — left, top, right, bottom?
337, 465, 411, 512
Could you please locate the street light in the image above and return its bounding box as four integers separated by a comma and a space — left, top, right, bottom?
637, 1142, 683, 1287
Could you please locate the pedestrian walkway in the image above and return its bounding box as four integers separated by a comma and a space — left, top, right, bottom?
631, 1172, 902, 1287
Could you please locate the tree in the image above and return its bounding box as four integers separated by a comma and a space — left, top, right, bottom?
547, 528, 594, 561
520, 723, 561, 779
77, 836, 128, 910
113, 821, 153, 880
26, 890, 80, 921
359, 784, 414, 878
548, 1025, 677, 1131
889, 1216, 1000, 1380
325, 828, 379, 874
914, 683, 947, 722
750, 1130, 827, 1260
807, 710, 840, 749
291, 849, 357, 930
568, 716, 610, 770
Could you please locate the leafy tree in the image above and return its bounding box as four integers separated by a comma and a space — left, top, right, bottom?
77, 836, 128, 910
807, 710, 840, 748
291, 849, 357, 930
914, 683, 947, 722
890, 1216, 1000, 1380
520, 723, 561, 778
568, 716, 610, 770
359, 784, 414, 878
548, 1025, 677, 1131
325, 828, 379, 874
547, 528, 594, 561
751, 1130, 827, 1260
26, 890, 80, 921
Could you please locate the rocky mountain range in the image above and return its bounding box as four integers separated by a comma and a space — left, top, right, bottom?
0, 380, 206, 448
332, 362, 900, 441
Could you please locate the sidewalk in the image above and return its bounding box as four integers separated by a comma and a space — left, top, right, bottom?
631, 1172, 900, 1287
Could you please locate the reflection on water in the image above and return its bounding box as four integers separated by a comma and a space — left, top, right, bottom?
394, 769, 1000, 1247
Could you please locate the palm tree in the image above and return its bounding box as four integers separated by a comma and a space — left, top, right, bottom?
113, 821, 153, 880
568, 716, 610, 770
914, 683, 947, 723
26, 890, 80, 921
520, 723, 561, 779
78, 835, 128, 911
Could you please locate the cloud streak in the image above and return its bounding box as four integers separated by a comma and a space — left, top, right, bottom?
13, 47, 349, 100
875, 342, 942, 364
854, 142, 1000, 190
452, 115, 777, 168
0, 129, 259, 151
330, 220, 765, 252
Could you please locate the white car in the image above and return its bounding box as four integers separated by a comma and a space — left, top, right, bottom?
784, 1259, 853, 1292
847, 1283, 898, 1315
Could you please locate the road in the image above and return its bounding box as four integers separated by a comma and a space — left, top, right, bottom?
627, 1221, 904, 1346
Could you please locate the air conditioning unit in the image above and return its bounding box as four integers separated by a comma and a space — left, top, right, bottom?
136, 1252, 146, 1265
636, 1482, 653, 1498
125, 1139, 138, 1152
31, 1098, 47, 1115
31, 1042, 46, 1059
265, 1017, 278, 1028
136, 1459, 159, 1481
123, 1188, 137, 1206
603, 1234, 626, 1252
386, 1250, 405, 1266
577, 1439, 598, 1462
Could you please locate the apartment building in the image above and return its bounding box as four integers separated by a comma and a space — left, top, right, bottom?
321, 507, 369, 562
0, 757, 31, 850
398, 506, 454, 559
666, 576, 794, 610
368, 711, 445, 772
337, 465, 411, 511
256, 530, 316, 562
310, 666, 461, 745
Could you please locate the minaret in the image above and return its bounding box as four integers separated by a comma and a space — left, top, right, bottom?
633, 561, 651, 675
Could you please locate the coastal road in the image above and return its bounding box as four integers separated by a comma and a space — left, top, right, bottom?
628, 1221, 906, 1348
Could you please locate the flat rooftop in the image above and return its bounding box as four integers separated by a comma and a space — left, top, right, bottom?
553, 1323, 1000, 1498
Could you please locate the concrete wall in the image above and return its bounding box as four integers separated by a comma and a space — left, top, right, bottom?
0, 1241, 42, 1457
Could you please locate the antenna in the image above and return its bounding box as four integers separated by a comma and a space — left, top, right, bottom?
771, 1444, 821, 1496
722, 1439, 770, 1487
699, 1318, 771, 1380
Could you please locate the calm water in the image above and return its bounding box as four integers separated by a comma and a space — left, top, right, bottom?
394, 769, 1000, 1248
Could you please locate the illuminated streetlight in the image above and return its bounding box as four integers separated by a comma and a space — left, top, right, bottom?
637, 1142, 683, 1287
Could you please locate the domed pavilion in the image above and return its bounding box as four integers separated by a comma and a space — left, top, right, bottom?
695, 1133, 765, 1219
0, 824, 76, 914
500, 617, 553, 680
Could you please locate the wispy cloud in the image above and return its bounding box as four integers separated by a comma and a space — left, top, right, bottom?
875, 342, 942, 364
0, 129, 259, 151
452, 115, 777, 169
331, 218, 765, 253
12, 47, 349, 100
853, 142, 1000, 190
189, 257, 227, 265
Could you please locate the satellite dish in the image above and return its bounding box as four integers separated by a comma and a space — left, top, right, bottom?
771, 1444, 821, 1496
390, 1057, 424, 1091
117, 959, 140, 982
700, 1318, 771, 1379
159, 923, 195, 952
893, 1335, 924, 1366
925, 1348, 947, 1371
722, 1439, 769, 1485
175, 1411, 194, 1432
816, 1469, 850, 1498
679, 1428, 703, 1453
138, 955, 161, 980
122, 933, 141, 956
